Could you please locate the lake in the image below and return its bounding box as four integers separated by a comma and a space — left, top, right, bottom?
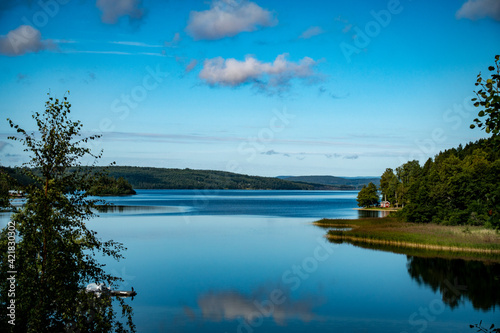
1, 190, 498, 332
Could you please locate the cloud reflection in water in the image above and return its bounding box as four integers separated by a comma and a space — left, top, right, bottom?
186, 287, 324, 326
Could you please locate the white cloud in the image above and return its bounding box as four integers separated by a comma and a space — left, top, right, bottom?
456, 0, 500, 21
0, 25, 56, 56
186, 0, 276, 40
96, 0, 145, 24
299, 26, 325, 39
199, 53, 320, 93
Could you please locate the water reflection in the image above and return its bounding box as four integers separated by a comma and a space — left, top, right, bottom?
42, 190, 499, 331
183, 287, 322, 327
103, 190, 360, 218
357, 210, 391, 218
406, 256, 500, 310
95, 205, 190, 215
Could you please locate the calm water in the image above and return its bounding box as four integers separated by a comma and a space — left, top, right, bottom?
1, 190, 498, 332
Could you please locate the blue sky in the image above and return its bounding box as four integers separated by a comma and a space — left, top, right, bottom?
0, 0, 499, 177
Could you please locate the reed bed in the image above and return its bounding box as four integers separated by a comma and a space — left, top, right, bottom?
313, 217, 500, 257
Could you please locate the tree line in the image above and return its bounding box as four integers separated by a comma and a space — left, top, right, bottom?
370, 55, 500, 229
0, 166, 136, 197
379, 138, 499, 228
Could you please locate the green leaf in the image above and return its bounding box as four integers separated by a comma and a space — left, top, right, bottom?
478, 111, 485, 117
489, 66, 495, 71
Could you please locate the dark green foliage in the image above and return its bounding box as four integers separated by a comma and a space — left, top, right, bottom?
395, 160, 421, 208
0, 167, 31, 210
0, 170, 12, 209
88, 175, 136, 196
379, 168, 398, 205
1, 166, 136, 196
389, 138, 499, 227
94, 166, 322, 190
470, 55, 500, 140
356, 182, 379, 207
0, 93, 135, 332
0, 166, 32, 188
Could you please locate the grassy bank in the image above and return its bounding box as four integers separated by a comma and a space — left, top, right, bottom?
313, 217, 500, 261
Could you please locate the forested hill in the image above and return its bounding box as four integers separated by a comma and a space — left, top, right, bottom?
102, 166, 338, 190
1, 165, 373, 191
278, 175, 380, 190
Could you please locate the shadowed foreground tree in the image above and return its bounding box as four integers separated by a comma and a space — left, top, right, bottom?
471, 54, 500, 144
0, 93, 135, 332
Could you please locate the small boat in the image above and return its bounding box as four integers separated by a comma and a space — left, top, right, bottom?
110, 289, 137, 297
85, 283, 137, 298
